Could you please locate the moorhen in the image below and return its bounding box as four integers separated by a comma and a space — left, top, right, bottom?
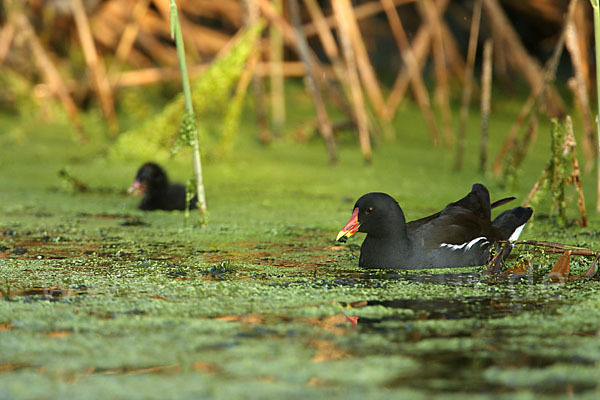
128, 162, 197, 211
336, 184, 533, 269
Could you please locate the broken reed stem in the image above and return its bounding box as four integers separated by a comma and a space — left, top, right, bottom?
169, 0, 207, 215
455, 0, 482, 171
288, 0, 337, 163
479, 39, 493, 173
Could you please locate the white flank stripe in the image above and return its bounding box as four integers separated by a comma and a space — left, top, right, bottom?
508, 223, 526, 242
440, 237, 488, 252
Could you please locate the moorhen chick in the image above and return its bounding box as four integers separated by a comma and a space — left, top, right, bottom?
128, 162, 197, 211
336, 184, 532, 269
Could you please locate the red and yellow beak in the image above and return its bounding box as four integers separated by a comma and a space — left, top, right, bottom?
127, 180, 145, 197
336, 208, 360, 242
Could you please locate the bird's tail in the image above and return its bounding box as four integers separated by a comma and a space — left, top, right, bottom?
492, 206, 533, 241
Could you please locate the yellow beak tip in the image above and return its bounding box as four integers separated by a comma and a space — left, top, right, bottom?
336, 230, 350, 242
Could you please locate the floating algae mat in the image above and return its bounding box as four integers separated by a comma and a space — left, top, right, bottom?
1, 122, 600, 398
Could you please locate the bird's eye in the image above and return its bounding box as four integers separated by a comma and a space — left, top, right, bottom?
366, 207, 374, 214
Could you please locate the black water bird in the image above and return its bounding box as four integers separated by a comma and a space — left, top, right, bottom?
128, 162, 196, 211
336, 184, 533, 269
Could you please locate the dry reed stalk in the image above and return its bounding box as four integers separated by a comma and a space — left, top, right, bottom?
253, 0, 326, 80
380, 0, 438, 143
113, 64, 207, 87
288, 0, 337, 163
92, 20, 151, 67
108, 0, 151, 80
385, 0, 450, 119
337, 0, 387, 119
492, 92, 536, 175
302, 0, 416, 38
254, 0, 347, 116
113, 61, 322, 87
184, 25, 233, 57
269, 0, 285, 135
179, 0, 244, 27
332, 0, 372, 162
565, 19, 595, 172
304, 0, 365, 132
244, 0, 270, 144
480, 39, 493, 173
114, 0, 150, 60
70, 0, 118, 135
491, 26, 512, 91
14, 12, 84, 138
509, 113, 539, 174
385, 22, 431, 119
258, 61, 333, 76
492, 0, 576, 175
592, 0, 600, 212
439, 22, 467, 82
573, 0, 592, 87
420, 0, 453, 145
454, 0, 482, 171
0, 21, 15, 67
233, 46, 262, 114
483, 0, 565, 117
304, 0, 346, 83
157, 0, 234, 57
